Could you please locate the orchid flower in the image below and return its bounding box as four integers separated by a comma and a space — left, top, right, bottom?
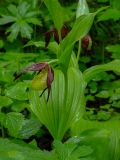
14, 62, 54, 102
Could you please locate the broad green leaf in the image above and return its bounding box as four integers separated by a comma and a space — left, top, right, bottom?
1, 112, 25, 138
71, 119, 120, 160
18, 119, 42, 139
58, 13, 94, 73
78, 128, 110, 160
58, 44, 74, 74
84, 59, 120, 83
72, 146, 93, 158
60, 14, 94, 54
44, 0, 64, 32
29, 68, 86, 140
5, 82, 28, 100
0, 96, 13, 109
76, 0, 89, 18
58, 6, 108, 73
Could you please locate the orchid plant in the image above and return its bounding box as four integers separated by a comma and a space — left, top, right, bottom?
15, 1, 120, 150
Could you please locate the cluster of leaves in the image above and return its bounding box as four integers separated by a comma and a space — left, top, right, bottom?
0, 0, 42, 42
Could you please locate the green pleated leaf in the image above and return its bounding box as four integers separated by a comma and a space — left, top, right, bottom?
84, 59, 120, 83
58, 15, 91, 74
78, 128, 111, 160
71, 118, 120, 160
29, 68, 86, 140
58, 7, 108, 74
44, 0, 64, 32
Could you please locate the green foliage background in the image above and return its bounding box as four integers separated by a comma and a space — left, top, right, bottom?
0, 0, 120, 159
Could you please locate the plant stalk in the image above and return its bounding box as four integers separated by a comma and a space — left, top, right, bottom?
48, 59, 58, 65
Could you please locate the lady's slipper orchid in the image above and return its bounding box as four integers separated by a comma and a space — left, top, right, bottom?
14, 62, 54, 102
43, 24, 69, 48
81, 33, 92, 51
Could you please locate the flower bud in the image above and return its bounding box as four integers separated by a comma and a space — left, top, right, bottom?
81, 33, 92, 50
43, 24, 69, 48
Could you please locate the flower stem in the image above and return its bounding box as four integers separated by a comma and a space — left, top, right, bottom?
48, 59, 58, 65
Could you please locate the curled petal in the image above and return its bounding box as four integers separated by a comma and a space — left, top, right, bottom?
45, 31, 51, 48
53, 24, 69, 44
14, 62, 48, 81
43, 28, 55, 48
46, 66, 54, 101
61, 24, 69, 39
53, 28, 59, 44
43, 24, 69, 47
